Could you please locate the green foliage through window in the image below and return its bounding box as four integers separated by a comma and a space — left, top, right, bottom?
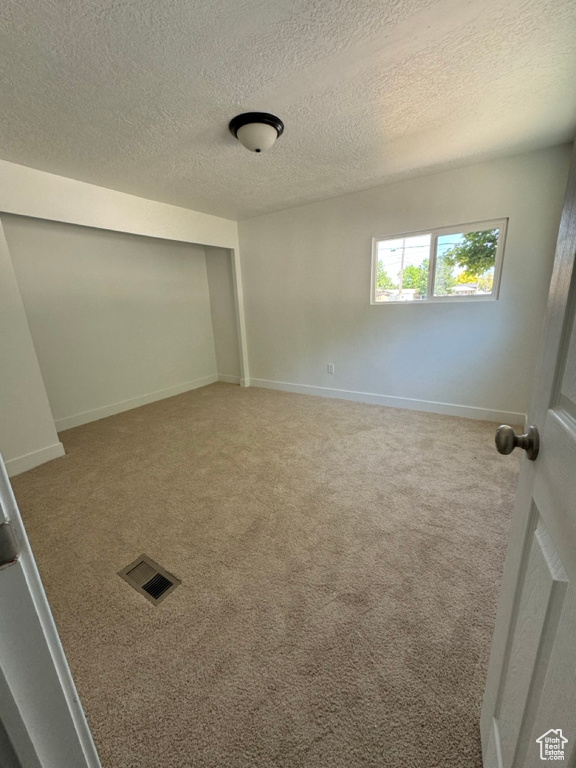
376, 262, 397, 291
444, 229, 498, 275
402, 260, 428, 296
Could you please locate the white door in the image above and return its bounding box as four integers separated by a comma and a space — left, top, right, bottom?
481, 143, 576, 767
0, 456, 101, 768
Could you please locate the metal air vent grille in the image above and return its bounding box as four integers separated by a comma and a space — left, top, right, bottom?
118, 554, 180, 605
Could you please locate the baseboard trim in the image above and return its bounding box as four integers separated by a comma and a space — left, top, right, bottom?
250, 378, 525, 424
5, 442, 66, 477
55, 375, 220, 432
218, 374, 241, 384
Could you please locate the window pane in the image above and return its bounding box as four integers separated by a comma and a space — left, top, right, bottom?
433, 228, 499, 298
375, 234, 431, 302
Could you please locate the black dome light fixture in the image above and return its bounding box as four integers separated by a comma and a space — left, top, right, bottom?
229, 112, 284, 153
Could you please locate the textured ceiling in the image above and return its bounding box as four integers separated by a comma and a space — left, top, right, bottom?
1, 0, 575, 220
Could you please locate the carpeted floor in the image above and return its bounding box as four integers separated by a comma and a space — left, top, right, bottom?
11, 383, 520, 768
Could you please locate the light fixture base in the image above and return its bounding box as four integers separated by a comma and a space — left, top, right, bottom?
229, 112, 284, 152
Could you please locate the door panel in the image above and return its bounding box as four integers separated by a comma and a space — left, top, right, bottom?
481, 141, 576, 767
524, 588, 576, 767
534, 410, 576, 562
492, 514, 568, 767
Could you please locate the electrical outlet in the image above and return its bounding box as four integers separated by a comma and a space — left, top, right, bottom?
327, 363, 335, 374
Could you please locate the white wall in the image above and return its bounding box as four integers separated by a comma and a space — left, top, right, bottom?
3, 216, 218, 431
205, 247, 241, 383
238, 145, 572, 422
0, 225, 63, 475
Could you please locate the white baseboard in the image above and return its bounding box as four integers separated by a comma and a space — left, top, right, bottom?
54, 375, 220, 432
218, 374, 241, 384
250, 378, 525, 424
5, 442, 66, 477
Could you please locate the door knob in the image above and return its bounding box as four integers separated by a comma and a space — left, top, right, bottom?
495, 425, 539, 461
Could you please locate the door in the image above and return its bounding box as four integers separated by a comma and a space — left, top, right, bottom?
481, 142, 576, 767
0, 455, 101, 768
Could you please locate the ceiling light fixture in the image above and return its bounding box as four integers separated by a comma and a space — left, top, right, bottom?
229, 112, 284, 153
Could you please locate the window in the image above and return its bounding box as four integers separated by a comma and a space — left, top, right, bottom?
371, 219, 507, 304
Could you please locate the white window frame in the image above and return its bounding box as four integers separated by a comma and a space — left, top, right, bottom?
370, 218, 508, 305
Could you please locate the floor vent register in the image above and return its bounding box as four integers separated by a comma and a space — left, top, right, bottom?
118, 554, 181, 605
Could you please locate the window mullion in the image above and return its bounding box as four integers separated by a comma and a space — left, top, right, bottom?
427, 234, 437, 301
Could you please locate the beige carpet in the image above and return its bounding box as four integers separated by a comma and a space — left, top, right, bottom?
12, 383, 520, 768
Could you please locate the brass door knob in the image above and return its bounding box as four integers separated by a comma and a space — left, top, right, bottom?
495, 425, 539, 461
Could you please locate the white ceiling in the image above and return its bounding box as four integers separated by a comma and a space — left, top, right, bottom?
1, 0, 575, 220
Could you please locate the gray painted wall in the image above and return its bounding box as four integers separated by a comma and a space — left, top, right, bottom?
3, 216, 218, 431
